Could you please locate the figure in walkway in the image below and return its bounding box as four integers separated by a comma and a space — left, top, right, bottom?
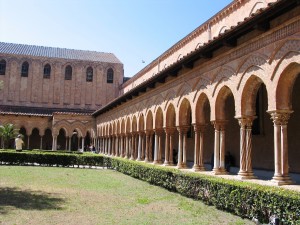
15, 134, 24, 152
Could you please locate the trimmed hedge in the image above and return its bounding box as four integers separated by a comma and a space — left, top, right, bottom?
0, 150, 103, 167
0, 150, 299, 224
105, 157, 300, 225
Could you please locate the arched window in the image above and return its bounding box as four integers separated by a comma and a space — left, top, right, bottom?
107, 68, 114, 83
0, 59, 6, 75
65, 65, 72, 80
86, 67, 93, 82
21, 61, 29, 77
43, 64, 51, 79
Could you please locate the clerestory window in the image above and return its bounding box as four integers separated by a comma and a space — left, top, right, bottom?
21, 61, 29, 77
43, 64, 51, 79
107, 68, 114, 83
65, 65, 72, 80
86, 67, 93, 82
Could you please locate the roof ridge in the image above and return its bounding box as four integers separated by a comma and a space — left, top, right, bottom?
0, 42, 122, 64
0, 41, 112, 55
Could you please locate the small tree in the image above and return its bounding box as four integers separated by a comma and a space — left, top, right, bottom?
0, 123, 19, 149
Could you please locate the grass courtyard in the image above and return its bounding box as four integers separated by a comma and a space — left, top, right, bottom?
0, 166, 254, 225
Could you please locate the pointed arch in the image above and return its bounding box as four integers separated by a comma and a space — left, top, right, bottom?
121, 119, 125, 134
155, 107, 164, 129
215, 86, 234, 120
125, 117, 131, 133
241, 75, 265, 116
146, 110, 153, 131
275, 62, 300, 110
195, 93, 211, 124
178, 98, 192, 126
165, 103, 176, 128
138, 114, 145, 132
132, 116, 137, 132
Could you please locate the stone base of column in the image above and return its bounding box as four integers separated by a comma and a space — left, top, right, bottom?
212, 168, 228, 175
237, 171, 256, 180
177, 163, 187, 169
163, 160, 172, 166
136, 158, 142, 161
271, 175, 294, 186
192, 165, 206, 172
153, 160, 163, 165
130, 156, 135, 160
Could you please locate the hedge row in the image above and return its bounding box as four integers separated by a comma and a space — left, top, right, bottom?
0, 150, 103, 167
104, 157, 300, 225
0, 150, 299, 224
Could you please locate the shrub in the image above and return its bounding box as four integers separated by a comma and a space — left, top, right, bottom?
0, 150, 103, 167
103, 156, 300, 225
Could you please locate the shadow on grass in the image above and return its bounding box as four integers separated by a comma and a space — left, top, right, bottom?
0, 187, 65, 214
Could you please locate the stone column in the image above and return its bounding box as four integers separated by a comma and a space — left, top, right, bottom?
212, 121, 227, 175
145, 131, 150, 162
78, 137, 80, 151
40, 136, 43, 150
182, 129, 187, 168
27, 136, 30, 149
52, 135, 57, 151
120, 135, 124, 157
149, 131, 154, 162
163, 128, 170, 165
137, 132, 142, 161
169, 128, 175, 165
237, 117, 256, 179
269, 111, 293, 185
158, 130, 163, 163
115, 136, 119, 157
177, 127, 183, 168
192, 124, 206, 171
124, 134, 129, 158
104, 137, 106, 153
81, 137, 85, 151
110, 136, 114, 155
198, 126, 205, 170
130, 133, 135, 160
141, 132, 145, 160
68, 137, 71, 151
153, 130, 159, 164
65, 138, 68, 151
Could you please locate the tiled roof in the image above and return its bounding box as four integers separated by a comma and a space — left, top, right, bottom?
0, 42, 122, 64
0, 105, 93, 117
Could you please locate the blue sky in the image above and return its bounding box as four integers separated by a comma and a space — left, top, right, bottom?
0, 0, 232, 77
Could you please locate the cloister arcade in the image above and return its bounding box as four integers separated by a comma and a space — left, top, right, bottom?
0, 113, 96, 151
95, 36, 300, 185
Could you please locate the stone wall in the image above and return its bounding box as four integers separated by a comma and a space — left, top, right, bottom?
0, 54, 123, 110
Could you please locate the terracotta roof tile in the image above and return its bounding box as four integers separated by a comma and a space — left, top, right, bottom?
0, 42, 122, 64
0, 105, 93, 117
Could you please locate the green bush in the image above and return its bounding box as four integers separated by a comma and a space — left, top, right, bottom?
103, 157, 300, 225
0, 150, 299, 224
0, 150, 103, 167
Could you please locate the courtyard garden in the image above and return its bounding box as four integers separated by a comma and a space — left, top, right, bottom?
0, 165, 253, 225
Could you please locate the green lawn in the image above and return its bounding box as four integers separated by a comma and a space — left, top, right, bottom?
0, 166, 253, 225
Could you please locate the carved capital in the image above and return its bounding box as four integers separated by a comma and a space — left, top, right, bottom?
268, 110, 293, 126
145, 130, 153, 136
164, 127, 176, 135
177, 125, 190, 134
211, 120, 227, 131
154, 128, 164, 136
237, 116, 256, 129
192, 123, 207, 133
